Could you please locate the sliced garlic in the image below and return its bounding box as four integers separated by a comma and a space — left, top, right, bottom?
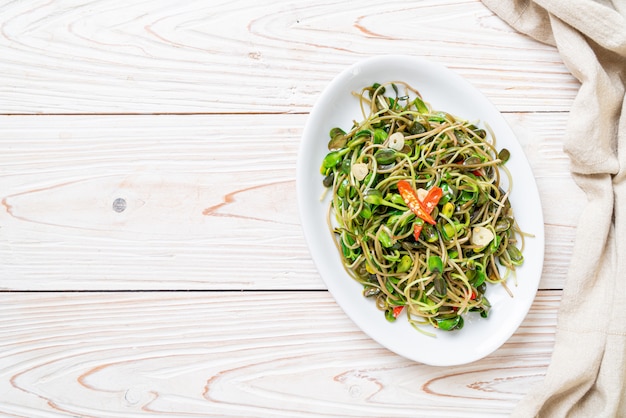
471, 226, 495, 247
416, 188, 428, 202
351, 162, 369, 181
387, 132, 405, 151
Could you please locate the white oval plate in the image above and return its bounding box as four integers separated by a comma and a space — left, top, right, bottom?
297, 55, 545, 366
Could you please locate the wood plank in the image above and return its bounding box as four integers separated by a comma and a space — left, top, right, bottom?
0, 290, 557, 417
0, 0, 578, 114
0, 113, 578, 291
0, 114, 317, 290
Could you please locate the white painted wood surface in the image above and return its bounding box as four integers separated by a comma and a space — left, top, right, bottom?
0, 0, 580, 416
0, 291, 559, 417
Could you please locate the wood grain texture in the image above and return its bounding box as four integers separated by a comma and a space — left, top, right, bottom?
0, 290, 558, 417
0, 113, 578, 291
0, 114, 314, 291
0, 0, 578, 114
0, 0, 581, 414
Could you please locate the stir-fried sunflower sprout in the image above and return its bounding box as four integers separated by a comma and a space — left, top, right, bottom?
320, 81, 526, 336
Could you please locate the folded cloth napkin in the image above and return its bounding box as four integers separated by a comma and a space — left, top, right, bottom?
480, 1, 626, 417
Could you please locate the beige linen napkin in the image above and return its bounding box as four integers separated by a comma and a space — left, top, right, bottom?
480, 1, 626, 417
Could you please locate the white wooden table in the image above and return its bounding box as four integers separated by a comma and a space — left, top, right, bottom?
0, 1, 581, 416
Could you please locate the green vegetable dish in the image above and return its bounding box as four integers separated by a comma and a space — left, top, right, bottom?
320, 81, 526, 335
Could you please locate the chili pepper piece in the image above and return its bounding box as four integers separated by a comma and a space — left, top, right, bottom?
413, 223, 423, 241
411, 187, 442, 239
423, 186, 443, 213
397, 180, 436, 225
